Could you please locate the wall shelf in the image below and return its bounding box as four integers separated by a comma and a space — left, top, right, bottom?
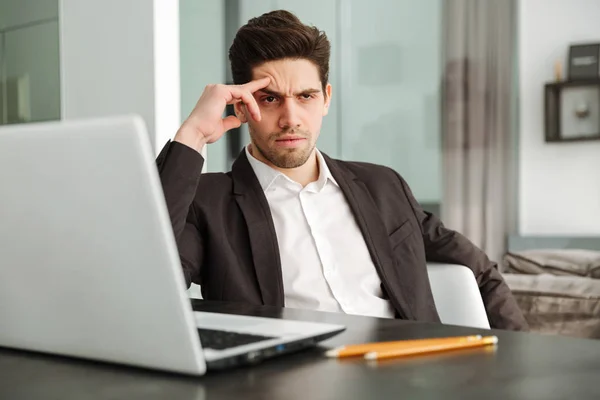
544, 79, 600, 143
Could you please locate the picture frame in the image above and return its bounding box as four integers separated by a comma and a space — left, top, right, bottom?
544, 79, 600, 142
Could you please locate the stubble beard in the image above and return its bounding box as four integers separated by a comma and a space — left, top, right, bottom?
249, 128, 315, 169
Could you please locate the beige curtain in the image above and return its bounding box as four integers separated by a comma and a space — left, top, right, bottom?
441, 0, 518, 264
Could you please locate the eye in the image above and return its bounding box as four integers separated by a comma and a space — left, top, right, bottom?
300, 94, 313, 100
262, 96, 278, 103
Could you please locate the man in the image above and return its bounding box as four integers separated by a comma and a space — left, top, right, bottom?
156, 10, 528, 330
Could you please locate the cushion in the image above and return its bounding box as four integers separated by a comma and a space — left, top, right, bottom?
503, 249, 600, 278
503, 273, 600, 339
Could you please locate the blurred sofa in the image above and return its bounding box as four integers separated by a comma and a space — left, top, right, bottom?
502, 237, 600, 339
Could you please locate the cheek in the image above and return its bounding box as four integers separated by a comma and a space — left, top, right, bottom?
248, 119, 271, 140
259, 110, 283, 129
306, 106, 325, 131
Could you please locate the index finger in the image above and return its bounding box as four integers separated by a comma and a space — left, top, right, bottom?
242, 77, 271, 93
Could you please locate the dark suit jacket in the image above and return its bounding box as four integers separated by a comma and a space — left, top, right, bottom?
156, 140, 528, 331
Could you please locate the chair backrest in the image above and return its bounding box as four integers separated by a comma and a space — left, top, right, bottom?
426, 263, 490, 329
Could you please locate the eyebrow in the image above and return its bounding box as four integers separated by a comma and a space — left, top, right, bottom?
257, 88, 322, 97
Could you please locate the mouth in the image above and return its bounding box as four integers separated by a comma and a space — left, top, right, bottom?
274, 136, 306, 148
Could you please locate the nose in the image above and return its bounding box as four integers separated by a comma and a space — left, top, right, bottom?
278, 98, 302, 130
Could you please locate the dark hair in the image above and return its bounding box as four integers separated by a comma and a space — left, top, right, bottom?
229, 10, 330, 95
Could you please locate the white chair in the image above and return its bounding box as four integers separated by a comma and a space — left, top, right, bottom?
426, 263, 491, 329
189, 264, 491, 329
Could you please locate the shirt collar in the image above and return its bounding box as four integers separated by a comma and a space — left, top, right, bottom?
245, 145, 338, 192
314, 147, 339, 190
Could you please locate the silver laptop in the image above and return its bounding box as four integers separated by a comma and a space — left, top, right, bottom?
0, 115, 345, 376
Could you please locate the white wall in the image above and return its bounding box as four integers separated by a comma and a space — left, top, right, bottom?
153, 0, 181, 150
519, 0, 600, 234
59, 0, 180, 153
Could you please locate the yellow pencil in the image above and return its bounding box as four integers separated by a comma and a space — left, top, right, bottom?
364, 335, 498, 360
325, 335, 483, 358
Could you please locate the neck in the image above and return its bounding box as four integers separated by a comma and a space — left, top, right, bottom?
249, 145, 319, 187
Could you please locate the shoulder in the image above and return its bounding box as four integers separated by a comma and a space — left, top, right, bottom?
328, 157, 404, 185
326, 157, 417, 218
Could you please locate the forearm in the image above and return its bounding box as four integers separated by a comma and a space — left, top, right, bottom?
156, 140, 204, 241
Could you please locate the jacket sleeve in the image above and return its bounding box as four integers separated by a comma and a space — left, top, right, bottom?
395, 172, 529, 331
156, 140, 205, 288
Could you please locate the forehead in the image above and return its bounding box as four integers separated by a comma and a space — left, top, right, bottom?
251, 59, 321, 90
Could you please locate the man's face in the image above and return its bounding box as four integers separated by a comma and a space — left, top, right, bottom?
236, 58, 331, 169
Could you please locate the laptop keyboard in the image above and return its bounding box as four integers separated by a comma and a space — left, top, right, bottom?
197, 328, 276, 350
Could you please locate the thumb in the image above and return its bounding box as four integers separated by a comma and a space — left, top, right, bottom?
221, 115, 242, 132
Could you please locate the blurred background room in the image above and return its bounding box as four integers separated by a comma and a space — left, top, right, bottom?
2, 0, 599, 338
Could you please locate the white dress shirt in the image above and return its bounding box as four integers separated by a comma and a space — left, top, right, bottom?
245, 146, 395, 318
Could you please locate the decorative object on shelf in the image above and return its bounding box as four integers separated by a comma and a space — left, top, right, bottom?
544, 79, 600, 142
568, 43, 600, 80
554, 60, 563, 82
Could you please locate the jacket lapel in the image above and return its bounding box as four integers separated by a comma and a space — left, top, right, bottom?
231, 151, 284, 307
323, 154, 415, 319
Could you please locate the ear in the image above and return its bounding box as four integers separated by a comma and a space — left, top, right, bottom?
323, 83, 332, 116
233, 101, 249, 123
